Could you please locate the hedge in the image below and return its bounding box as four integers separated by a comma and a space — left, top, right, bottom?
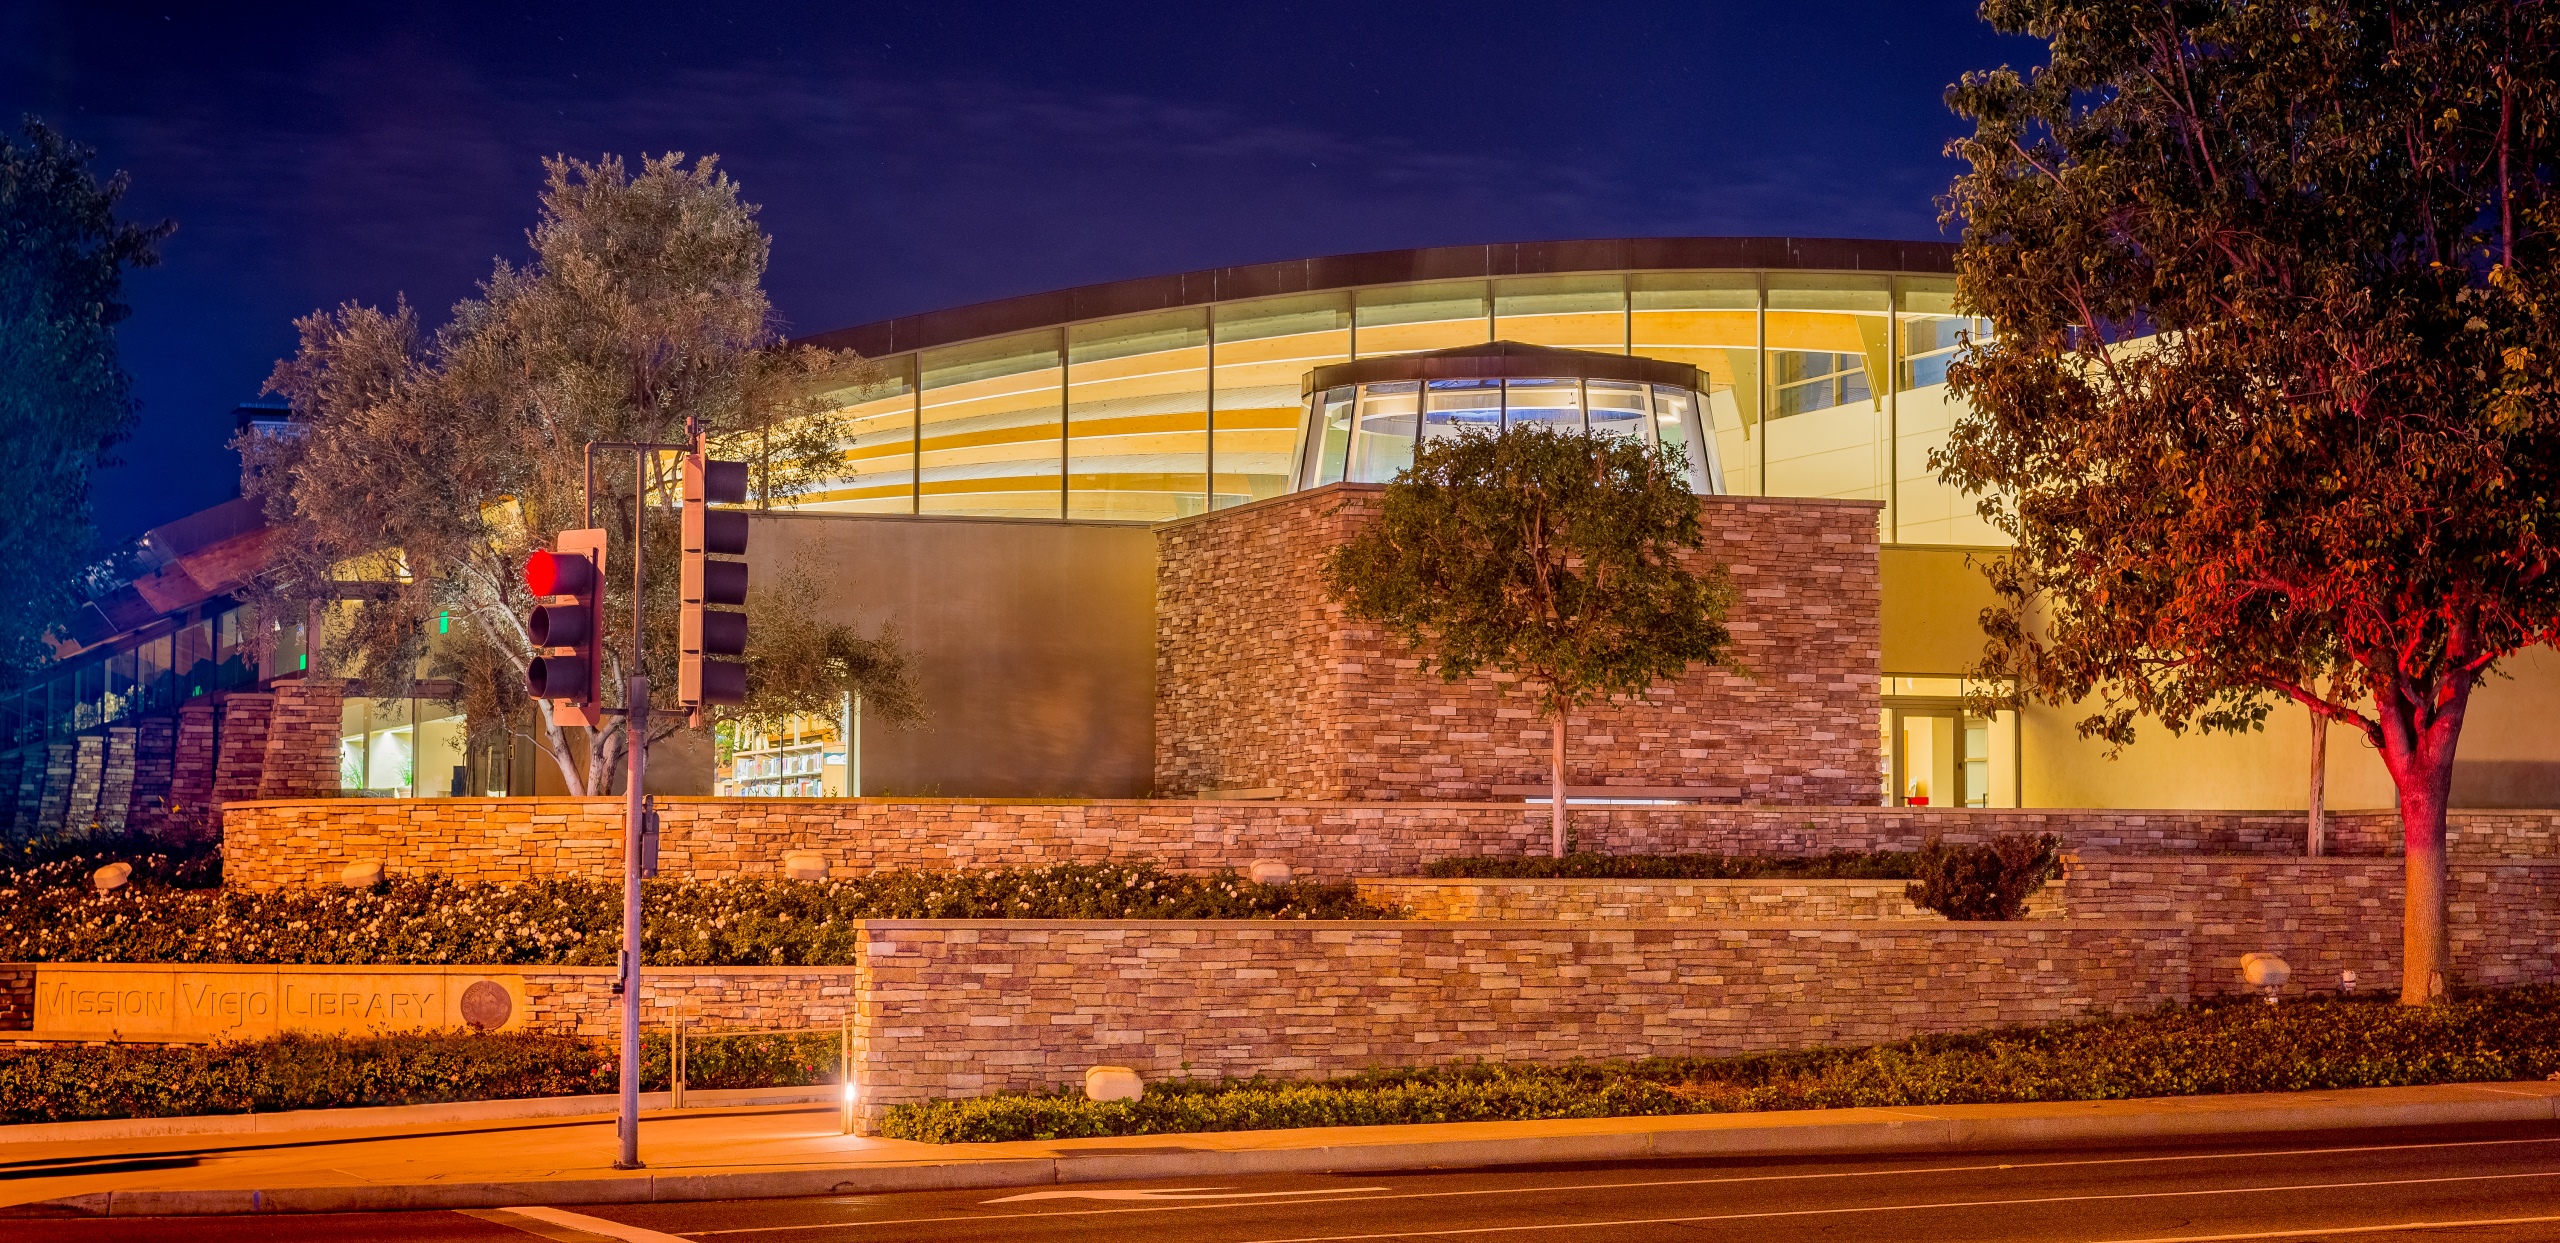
877, 986, 2560, 1142
0, 1028, 839, 1125
0, 859, 1402, 967
1424, 850, 1922, 880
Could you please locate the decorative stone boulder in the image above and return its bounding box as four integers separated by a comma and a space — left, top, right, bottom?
1247, 858, 1292, 886
2240, 952, 2292, 1000
1084, 1065, 1144, 1103
782, 850, 830, 882
91, 862, 131, 893
340, 859, 385, 889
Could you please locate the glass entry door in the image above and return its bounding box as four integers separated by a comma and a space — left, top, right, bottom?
1882, 688, 2018, 808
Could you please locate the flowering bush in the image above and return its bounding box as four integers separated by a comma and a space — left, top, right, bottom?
0, 860, 1400, 966
0, 1027, 841, 1125
880, 986, 2560, 1141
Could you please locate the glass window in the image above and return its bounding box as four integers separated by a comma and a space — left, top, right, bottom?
1422, 378, 1504, 446
1894, 277, 2006, 545
1763, 274, 1891, 514
1303, 386, 1355, 487
1067, 309, 1209, 521
918, 330, 1065, 518
1494, 275, 1625, 352
1586, 379, 1648, 443
1499, 377, 1580, 431
137, 634, 172, 713
1632, 273, 1760, 496
805, 357, 918, 514
1347, 381, 1419, 483
176, 618, 215, 699
1215, 293, 1350, 508
1356, 282, 1489, 357
1650, 385, 1719, 493
105, 648, 137, 722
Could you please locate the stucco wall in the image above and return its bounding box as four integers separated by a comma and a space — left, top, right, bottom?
217, 797, 2560, 890
1153, 484, 1884, 802
741, 512, 1158, 799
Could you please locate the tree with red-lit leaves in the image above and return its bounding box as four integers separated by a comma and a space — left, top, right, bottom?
1939, 1, 2560, 1003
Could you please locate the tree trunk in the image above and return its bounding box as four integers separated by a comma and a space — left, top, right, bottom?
2306, 704, 2327, 857
2376, 682, 2467, 1006
1550, 712, 1567, 859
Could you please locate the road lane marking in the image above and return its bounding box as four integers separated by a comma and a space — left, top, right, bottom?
1234, 1168, 2560, 1241
500, 1205, 699, 1243
986, 1186, 1390, 1203
2101, 1213, 2560, 1241
684, 1134, 2560, 1235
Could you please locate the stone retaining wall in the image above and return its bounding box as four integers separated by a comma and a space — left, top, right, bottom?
219, 797, 2560, 890
1355, 877, 1958, 921
844, 919, 2188, 1122
2052, 856, 2560, 995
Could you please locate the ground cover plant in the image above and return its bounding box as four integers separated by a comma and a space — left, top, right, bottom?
878, 987, 2560, 1142
0, 1028, 837, 1125
0, 853, 1400, 966
1424, 850, 1922, 881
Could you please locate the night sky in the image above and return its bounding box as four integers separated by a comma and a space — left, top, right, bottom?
3, 1, 2031, 542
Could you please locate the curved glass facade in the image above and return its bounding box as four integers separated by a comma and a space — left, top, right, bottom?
1293, 374, 1721, 494
792, 264, 1996, 544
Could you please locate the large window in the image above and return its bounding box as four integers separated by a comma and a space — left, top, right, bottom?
789, 265, 1996, 543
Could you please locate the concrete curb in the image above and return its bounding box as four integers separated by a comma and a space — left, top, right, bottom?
0, 1086, 835, 1146
12, 1080, 2559, 1217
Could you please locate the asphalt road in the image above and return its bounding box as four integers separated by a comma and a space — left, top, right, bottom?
17, 1122, 2560, 1243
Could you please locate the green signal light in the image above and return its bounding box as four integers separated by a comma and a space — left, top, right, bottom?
437, 610, 450, 634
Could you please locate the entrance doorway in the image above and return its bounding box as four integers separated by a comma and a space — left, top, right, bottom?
1882, 677, 2020, 807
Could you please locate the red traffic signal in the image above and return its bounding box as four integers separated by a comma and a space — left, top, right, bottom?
525, 529, 606, 727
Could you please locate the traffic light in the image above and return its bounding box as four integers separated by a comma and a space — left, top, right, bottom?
681, 446, 750, 713
526, 528, 607, 727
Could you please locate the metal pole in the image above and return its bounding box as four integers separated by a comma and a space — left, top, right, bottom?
615, 452, 651, 1171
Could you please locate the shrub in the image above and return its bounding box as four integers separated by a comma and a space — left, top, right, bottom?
0, 1027, 844, 1125
878, 986, 2560, 1142
1902, 833, 2063, 920
1424, 851, 1919, 881
0, 861, 1403, 967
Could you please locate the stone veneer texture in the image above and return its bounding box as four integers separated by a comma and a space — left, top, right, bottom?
218, 797, 2560, 890
1153, 485, 1884, 803
843, 919, 2187, 1121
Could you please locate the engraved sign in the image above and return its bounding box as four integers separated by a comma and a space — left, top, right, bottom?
34, 966, 526, 1038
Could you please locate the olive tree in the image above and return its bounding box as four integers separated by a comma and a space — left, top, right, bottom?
1324, 424, 1735, 856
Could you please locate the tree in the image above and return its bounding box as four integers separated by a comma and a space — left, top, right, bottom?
250, 153, 863, 795
1938, 1, 2560, 1003
1323, 425, 1736, 857
0, 119, 169, 674
733, 564, 928, 737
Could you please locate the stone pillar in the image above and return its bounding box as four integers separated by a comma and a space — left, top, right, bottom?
170, 703, 218, 840
211, 692, 275, 824
14, 746, 46, 836
127, 717, 177, 836
258, 679, 345, 799
63, 734, 105, 835
99, 725, 138, 834
34, 741, 74, 834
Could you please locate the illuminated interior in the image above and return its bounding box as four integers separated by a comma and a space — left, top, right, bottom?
787, 270, 1999, 541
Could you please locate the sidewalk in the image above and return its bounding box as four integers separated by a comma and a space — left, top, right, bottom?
7, 1080, 2560, 1218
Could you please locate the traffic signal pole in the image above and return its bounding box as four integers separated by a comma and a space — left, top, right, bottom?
565, 430, 747, 1171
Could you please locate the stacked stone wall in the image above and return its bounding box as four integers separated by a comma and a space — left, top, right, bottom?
2053, 855, 2560, 995
63, 736, 104, 833
210, 693, 273, 808
169, 703, 217, 839
844, 919, 2187, 1120
257, 679, 344, 799
34, 743, 73, 833
126, 717, 177, 836
98, 727, 137, 833
217, 798, 2560, 890
1358, 877, 2006, 921
1153, 485, 1884, 803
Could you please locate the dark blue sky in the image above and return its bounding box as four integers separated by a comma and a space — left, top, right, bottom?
3, 1, 2030, 541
